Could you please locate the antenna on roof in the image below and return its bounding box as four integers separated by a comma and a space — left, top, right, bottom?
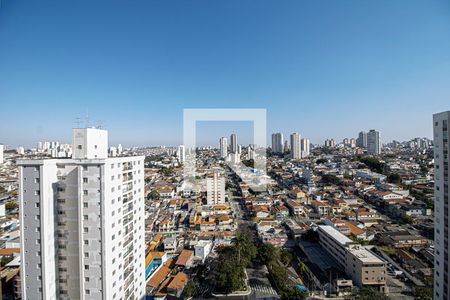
75, 117, 82, 128
85, 110, 90, 128
97, 120, 106, 129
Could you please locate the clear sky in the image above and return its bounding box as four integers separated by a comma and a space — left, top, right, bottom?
1, 0, 450, 148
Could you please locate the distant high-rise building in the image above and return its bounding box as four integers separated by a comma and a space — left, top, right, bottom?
367, 130, 381, 155
219, 137, 228, 158
301, 138, 310, 158
324, 139, 335, 148
357, 131, 368, 148
433, 111, 450, 300
271, 133, 283, 154
290, 133, 301, 159
0, 144, 4, 164
18, 128, 146, 300
230, 134, 237, 153
177, 145, 185, 163
237, 144, 242, 155
350, 138, 356, 148
117, 144, 123, 155
206, 172, 226, 205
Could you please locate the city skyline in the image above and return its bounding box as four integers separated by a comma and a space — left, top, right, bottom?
1, 1, 450, 147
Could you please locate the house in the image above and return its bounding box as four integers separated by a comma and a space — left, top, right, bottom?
285, 199, 304, 216
145, 251, 168, 279
175, 249, 194, 268
167, 272, 189, 297
194, 240, 212, 262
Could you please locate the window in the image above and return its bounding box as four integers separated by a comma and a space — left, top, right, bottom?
34, 178, 40, 183
84, 227, 89, 233
35, 190, 40, 196
85, 277, 90, 282
83, 178, 88, 183
84, 190, 88, 195
78, 145, 82, 150
84, 202, 88, 208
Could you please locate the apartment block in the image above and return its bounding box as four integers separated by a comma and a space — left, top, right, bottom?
18, 128, 146, 300
318, 225, 387, 293
433, 111, 450, 300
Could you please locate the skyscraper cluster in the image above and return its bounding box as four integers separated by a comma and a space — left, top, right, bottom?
271, 132, 310, 159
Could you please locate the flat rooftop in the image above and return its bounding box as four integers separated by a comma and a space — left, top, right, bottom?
318, 225, 353, 246
350, 248, 384, 264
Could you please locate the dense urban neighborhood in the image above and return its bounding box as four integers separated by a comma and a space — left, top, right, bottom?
0, 123, 442, 299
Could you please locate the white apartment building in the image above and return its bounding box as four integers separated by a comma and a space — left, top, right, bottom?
230, 134, 237, 154
0, 144, 4, 164
290, 133, 301, 159
324, 139, 336, 148
219, 137, 228, 158
177, 145, 185, 164
301, 138, 310, 158
318, 225, 387, 293
18, 128, 146, 300
271, 133, 283, 154
433, 111, 450, 300
367, 129, 381, 155
206, 172, 225, 205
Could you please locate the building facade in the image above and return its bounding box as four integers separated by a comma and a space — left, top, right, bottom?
290, 133, 301, 159
219, 137, 228, 158
433, 111, 450, 300
18, 128, 146, 300
206, 172, 226, 205
0, 144, 4, 164
301, 138, 310, 158
271, 133, 283, 154
230, 134, 237, 154
357, 131, 368, 148
367, 130, 381, 155
318, 225, 387, 293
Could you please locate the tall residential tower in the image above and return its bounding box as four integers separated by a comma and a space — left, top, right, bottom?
230, 134, 237, 154
290, 133, 301, 159
367, 129, 381, 155
433, 111, 450, 300
18, 128, 146, 300
271, 133, 283, 154
219, 137, 228, 158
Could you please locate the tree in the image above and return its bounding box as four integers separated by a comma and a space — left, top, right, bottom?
242, 159, 255, 168
280, 249, 293, 266
401, 213, 413, 224
181, 281, 196, 299
5, 201, 17, 211
321, 174, 341, 185
147, 190, 160, 201
351, 287, 389, 300
387, 173, 401, 184
413, 287, 432, 299
232, 228, 256, 267
258, 243, 280, 266
297, 260, 308, 275
358, 157, 386, 174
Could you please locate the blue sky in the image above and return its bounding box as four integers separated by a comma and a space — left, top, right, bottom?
1, 0, 450, 148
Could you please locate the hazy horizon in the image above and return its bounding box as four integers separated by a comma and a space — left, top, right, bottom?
1, 0, 449, 148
